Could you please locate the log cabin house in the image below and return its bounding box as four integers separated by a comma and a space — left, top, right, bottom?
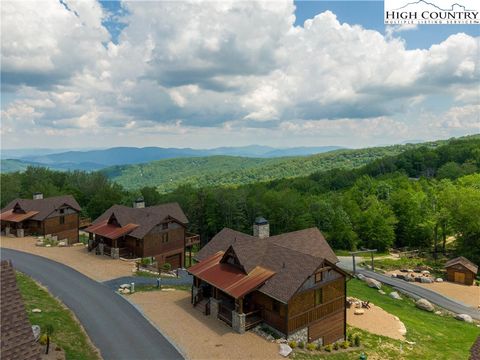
85, 199, 199, 267
0, 193, 81, 244
445, 256, 478, 285
188, 218, 348, 346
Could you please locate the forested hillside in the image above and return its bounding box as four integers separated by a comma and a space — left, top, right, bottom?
2, 136, 479, 264
103, 141, 443, 192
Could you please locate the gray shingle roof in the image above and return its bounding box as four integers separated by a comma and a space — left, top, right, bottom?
92, 203, 188, 239
195, 227, 340, 303
1, 195, 81, 221
1, 260, 41, 360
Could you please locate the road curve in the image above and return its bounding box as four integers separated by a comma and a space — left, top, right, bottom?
1, 248, 184, 360
357, 268, 480, 321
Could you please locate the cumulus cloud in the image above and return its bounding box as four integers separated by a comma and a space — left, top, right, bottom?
1, 0, 479, 148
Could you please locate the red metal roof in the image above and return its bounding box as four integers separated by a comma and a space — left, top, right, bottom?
188, 251, 275, 298
85, 220, 139, 240
0, 210, 39, 223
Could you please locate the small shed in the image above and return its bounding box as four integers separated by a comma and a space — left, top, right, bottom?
445, 256, 478, 286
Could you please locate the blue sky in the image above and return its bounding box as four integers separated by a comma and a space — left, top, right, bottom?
1, 1, 478, 149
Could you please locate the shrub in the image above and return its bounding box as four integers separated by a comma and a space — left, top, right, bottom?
162, 262, 172, 272
354, 335, 361, 347
347, 333, 353, 342
333, 342, 339, 350
316, 343, 323, 351
288, 341, 297, 349
341, 341, 350, 349
140, 258, 150, 266
324, 344, 332, 352
39, 334, 48, 345
306, 343, 316, 351
298, 341, 305, 349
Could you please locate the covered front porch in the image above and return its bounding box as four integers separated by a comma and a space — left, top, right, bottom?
85, 221, 139, 259
192, 279, 263, 333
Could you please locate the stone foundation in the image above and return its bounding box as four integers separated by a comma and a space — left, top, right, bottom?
16, 229, 24, 238
5, 227, 10, 236
98, 243, 104, 255
111, 247, 119, 259
210, 298, 221, 318
287, 327, 308, 343
232, 311, 246, 334
192, 286, 199, 303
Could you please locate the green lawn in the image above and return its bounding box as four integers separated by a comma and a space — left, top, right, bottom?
293, 279, 479, 360
16, 272, 100, 360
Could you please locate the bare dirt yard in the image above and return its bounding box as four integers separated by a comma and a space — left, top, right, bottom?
416, 282, 480, 308
129, 290, 282, 360
0, 236, 133, 281
387, 270, 480, 309
347, 301, 406, 340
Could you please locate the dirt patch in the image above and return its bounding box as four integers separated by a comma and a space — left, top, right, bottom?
129, 290, 282, 360
415, 282, 480, 308
347, 300, 406, 340
1, 236, 133, 281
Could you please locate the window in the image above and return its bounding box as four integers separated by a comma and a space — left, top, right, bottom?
162, 222, 168, 230
59, 208, 65, 214
59, 216, 65, 225
314, 288, 323, 306
162, 233, 169, 243
315, 271, 323, 283
272, 301, 280, 313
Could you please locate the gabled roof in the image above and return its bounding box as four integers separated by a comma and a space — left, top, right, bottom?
445, 256, 478, 274
90, 203, 188, 239
1, 260, 41, 360
1, 195, 81, 221
85, 220, 140, 240
193, 227, 340, 303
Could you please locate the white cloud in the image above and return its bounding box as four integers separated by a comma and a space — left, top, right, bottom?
1, 0, 479, 148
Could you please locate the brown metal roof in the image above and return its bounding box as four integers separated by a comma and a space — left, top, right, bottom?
1, 260, 41, 360
445, 256, 478, 274
85, 220, 139, 240
188, 251, 275, 299
1, 195, 81, 221
91, 203, 188, 239
0, 209, 39, 223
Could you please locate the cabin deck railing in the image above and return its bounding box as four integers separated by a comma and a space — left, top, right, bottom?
185, 233, 200, 247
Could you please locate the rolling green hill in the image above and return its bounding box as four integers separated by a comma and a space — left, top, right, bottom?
102, 141, 446, 192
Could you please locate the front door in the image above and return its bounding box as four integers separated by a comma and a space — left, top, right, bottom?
454, 272, 465, 284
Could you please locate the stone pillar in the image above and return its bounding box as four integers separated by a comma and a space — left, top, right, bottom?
192, 286, 199, 304
98, 243, 104, 255
17, 229, 25, 238
88, 238, 94, 251
210, 298, 221, 318
5, 227, 10, 236
111, 248, 120, 259
232, 311, 246, 334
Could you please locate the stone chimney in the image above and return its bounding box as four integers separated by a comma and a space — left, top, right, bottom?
133, 197, 145, 209
33, 192, 43, 200
253, 217, 269, 239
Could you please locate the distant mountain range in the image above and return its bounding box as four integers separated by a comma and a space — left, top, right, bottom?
0, 145, 344, 173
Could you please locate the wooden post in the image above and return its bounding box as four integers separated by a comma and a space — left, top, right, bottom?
371, 252, 374, 271
238, 297, 244, 314
352, 254, 356, 275
189, 247, 192, 267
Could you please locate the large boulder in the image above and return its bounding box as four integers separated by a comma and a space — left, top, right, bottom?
415, 298, 434, 312
365, 277, 382, 289
356, 274, 366, 281
455, 314, 473, 323
279, 344, 292, 357
32, 325, 41, 341
389, 291, 402, 300
420, 277, 433, 283
435, 278, 443, 282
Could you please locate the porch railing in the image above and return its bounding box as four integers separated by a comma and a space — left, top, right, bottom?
245, 309, 262, 330
185, 233, 201, 247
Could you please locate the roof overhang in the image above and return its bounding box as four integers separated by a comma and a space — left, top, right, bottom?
188, 251, 275, 299
85, 220, 139, 240
0, 210, 39, 223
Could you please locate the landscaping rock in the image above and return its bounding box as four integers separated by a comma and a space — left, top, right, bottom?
365, 277, 382, 289
73, 242, 84, 247
354, 309, 365, 315
58, 241, 67, 247
45, 244, 52, 248
404, 276, 414, 282
122, 288, 131, 294
356, 274, 366, 281
32, 325, 41, 341
421, 270, 430, 275
378, 290, 386, 295
400, 269, 408, 273
414, 277, 422, 282
120, 284, 131, 289
407, 269, 414, 273
32, 308, 42, 313
35, 241, 44, 247
434, 311, 442, 315
391, 273, 397, 278
415, 299, 434, 312
389, 291, 402, 300
455, 314, 473, 323
420, 277, 433, 283
435, 278, 443, 282
279, 344, 292, 357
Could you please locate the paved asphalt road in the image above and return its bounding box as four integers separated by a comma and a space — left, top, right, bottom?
104, 270, 192, 291
336, 256, 480, 321
1, 248, 184, 360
